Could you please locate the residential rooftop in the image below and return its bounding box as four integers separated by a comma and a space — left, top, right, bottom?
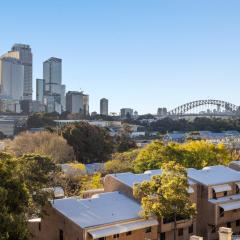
187, 165, 240, 186
110, 169, 195, 188
51, 191, 142, 228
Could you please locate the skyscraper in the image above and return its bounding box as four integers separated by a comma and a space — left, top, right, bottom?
66, 91, 84, 113
11, 44, 33, 100
43, 57, 62, 95
0, 57, 24, 100
43, 57, 64, 113
36, 79, 45, 103
100, 98, 108, 115
83, 94, 89, 116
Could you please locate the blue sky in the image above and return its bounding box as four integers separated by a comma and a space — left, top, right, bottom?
1, 0, 240, 114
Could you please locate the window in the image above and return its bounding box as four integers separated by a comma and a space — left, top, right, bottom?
237, 185, 240, 194
227, 222, 231, 228
189, 224, 193, 234
126, 231, 132, 236
211, 226, 216, 233
212, 190, 217, 199
178, 228, 183, 236
236, 220, 240, 227
113, 234, 119, 238
96, 238, 106, 240
160, 232, 165, 240
219, 207, 224, 218
145, 227, 152, 233
38, 223, 41, 231
224, 191, 228, 197
59, 229, 63, 240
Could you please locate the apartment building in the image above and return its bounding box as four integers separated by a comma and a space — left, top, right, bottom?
187, 166, 240, 239
104, 170, 197, 240
29, 165, 240, 240
30, 191, 158, 240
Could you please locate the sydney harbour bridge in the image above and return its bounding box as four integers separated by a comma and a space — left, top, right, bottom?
166, 99, 240, 117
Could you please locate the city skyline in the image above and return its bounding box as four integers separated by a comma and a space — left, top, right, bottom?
1, 1, 240, 114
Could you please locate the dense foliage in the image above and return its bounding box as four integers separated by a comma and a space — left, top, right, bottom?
104, 149, 139, 174
134, 140, 231, 172
0, 153, 60, 240
133, 161, 196, 221
61, 122, 114, 163
7, 131, 75, 163
124, 117, 240, 133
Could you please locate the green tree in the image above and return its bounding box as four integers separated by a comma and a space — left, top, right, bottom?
0, 153, 29, 240
104, 149, 139, 174
133, 140, 231, 172
27, 112, 57, 128
61, 122, 114, 163
133, 162, 196, 240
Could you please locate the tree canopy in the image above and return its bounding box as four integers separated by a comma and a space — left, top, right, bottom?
133, 161, 196, 222
61, 122, 114, 163
133, 140, 231, 173
7, 131, 75, 163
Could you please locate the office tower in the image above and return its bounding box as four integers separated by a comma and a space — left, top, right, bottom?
11, 44, 33, 100
66, 91, 84, 113
0, 57, 24, 100
36, 79, 45, 103
61, 84, 66, 111
43, 57, 63, 113
157, 107, 168, 116
43, 57, 62, 95
120, 108, 134, 119
83, 94, 89, 116
100, 98, 108, 116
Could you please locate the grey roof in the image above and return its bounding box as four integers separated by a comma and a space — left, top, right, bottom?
51, 192, 142, 228
187, 165, 240, 186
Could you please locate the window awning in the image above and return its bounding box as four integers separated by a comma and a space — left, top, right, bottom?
219, 201, 240, 211
87, 219, 158, 239
188, 186, 194, 194
212, 184, 232, 193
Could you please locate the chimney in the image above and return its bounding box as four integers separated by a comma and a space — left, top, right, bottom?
219, 227, 232, 240
190, 236, 203, 240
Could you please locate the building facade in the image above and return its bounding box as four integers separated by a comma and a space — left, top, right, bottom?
66, 91, 84, 114
43, 57, 65, 113
10, 44, 33, 100
120, 108, 133, 119
36, 79, 45, 103
0, 57, 24, 100
100, 98, 108, 116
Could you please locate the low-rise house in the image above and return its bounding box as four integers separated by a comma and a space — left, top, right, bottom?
187, 166, 240, 239
32, 191, 158, 240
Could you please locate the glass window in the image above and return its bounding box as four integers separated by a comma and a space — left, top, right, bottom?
160, 232, 165, 240
227, 222, 231, 228
145, 227, 152, 233
189, 224, 193, 234
237, 220, 240, 227
224, 191, 228, 196
178, 228, 183, 236
113, 234, 119, 238
126, 231, 132, 236
59, 229, 63, 240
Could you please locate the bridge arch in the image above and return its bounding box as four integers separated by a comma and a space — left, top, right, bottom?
168, 99, 239, 115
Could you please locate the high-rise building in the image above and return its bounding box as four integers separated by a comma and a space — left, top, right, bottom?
66, 91, 84, 114
120, 108, 134, 119
43, 57, 64, 113
11, 44, 33, 100
43, 57, 62, 95
100, 98, 108, 116
0, 57, 24, 100
157, 107, 168, 116
36, 79, 45, 103
61, 84, 66, 111
83, 94, 89, 116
